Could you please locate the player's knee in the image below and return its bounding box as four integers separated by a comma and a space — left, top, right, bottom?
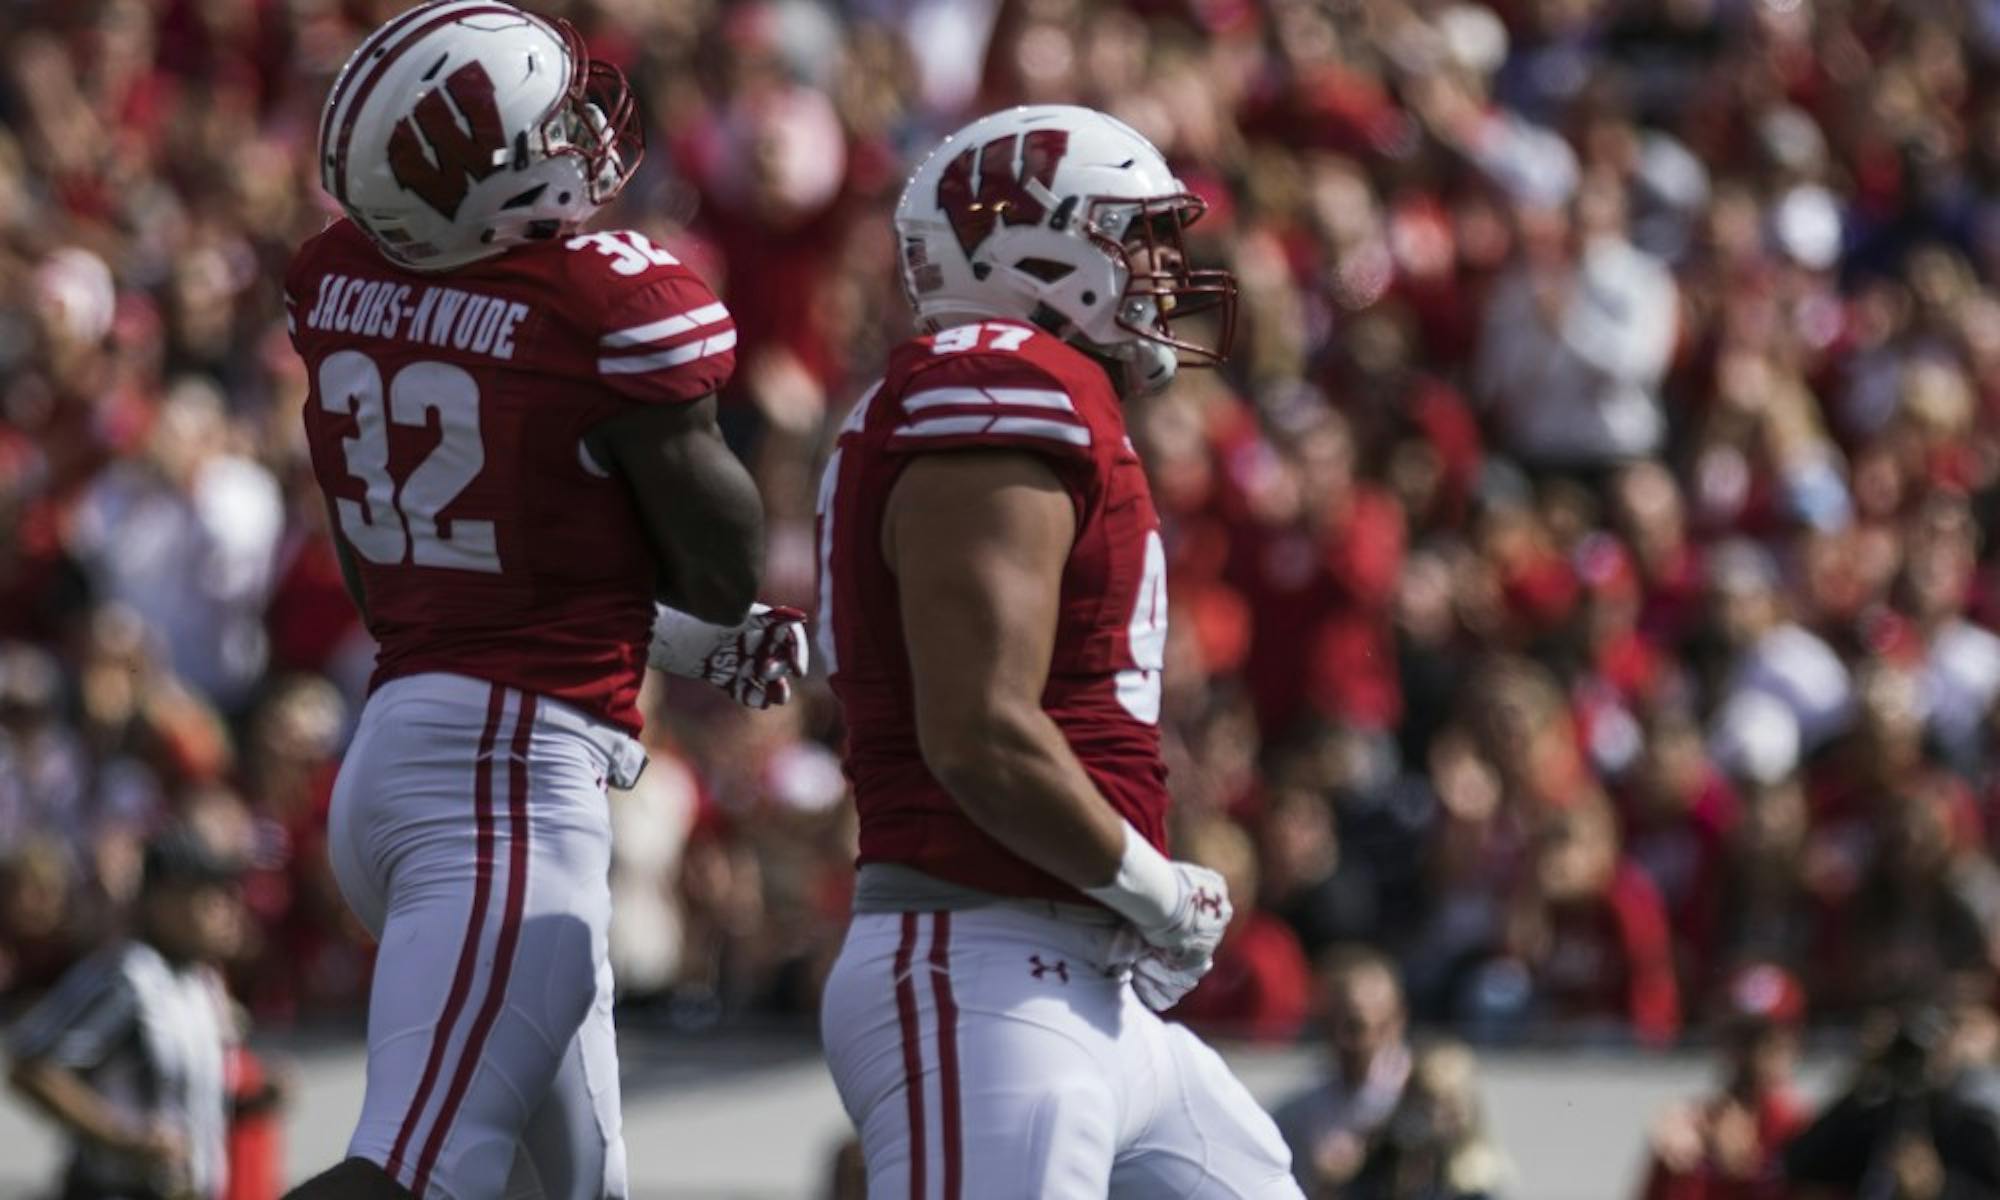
282, 1156, 417, 1200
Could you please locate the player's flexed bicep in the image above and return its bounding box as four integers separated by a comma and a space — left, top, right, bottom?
568, 231, 762, 624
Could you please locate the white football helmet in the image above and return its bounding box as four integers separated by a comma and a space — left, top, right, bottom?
894, 105, 1236, 393
318, 0, 642, 271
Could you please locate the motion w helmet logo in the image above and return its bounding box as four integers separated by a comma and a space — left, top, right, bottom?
387, 60, 508, 219
934, 129, 1070, 256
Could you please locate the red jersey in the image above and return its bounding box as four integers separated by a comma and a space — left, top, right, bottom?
816, 319, 1170, 901
287, 220, 735, 732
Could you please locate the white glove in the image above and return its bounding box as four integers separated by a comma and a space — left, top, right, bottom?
1120, 938, 1217, 1013
1085, 823, 1232, 1009
1107, 923, 1221, 1012
648, 602, 810, 710
1084, 823, 1232, 958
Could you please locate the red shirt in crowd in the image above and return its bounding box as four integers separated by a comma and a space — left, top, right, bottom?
1224, 486, 1404, 736
1172, 909, 1313, 1042
1639, 1090, 1809, 1200
1530, 861, 1682, 1044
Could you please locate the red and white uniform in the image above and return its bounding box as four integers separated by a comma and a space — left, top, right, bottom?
289, 220, 731, 1200
290, 217, 734, 734
815, 321, 1299, 1199
816, 318, 1171, 901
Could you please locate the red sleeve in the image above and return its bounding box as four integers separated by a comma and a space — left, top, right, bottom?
881, 353, 1098, 465
1613, 863, 1683, 1045
591, 270, 737, 405
566, 231, 736, 406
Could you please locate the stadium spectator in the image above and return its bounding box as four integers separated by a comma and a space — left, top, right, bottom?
1350, 1039, 1512, 1200
1272, 946, 1414, 1198
1784, 1001, 2000, 1199
1473, 170, 1679, 471
1638, 963, 1810, 1200
1487, 792, 1682, 1045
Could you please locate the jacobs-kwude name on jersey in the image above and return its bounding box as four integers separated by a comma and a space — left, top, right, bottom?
288, 219, 736, 733
816, 318, 1172, 902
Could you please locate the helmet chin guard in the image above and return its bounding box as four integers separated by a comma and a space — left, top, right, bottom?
1113, 338, 1180, 397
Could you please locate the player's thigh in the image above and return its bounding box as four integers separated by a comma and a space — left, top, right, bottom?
349, 689, 618, 1198
324, 687, 428, 937
1111, 1018, 1302, 1200
512, 957, 626, 1200
822, 911, 1123, 1200
418, 721, 614, 1197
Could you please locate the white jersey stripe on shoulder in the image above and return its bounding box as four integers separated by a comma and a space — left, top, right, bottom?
901, 386, 1074, 414
599, 302, 730, 349
597, 328, 737, 375
892, 414, 1093, 447
985, 388, 1076, 412
988, 416, 1092, 446
891, 415, 989, 439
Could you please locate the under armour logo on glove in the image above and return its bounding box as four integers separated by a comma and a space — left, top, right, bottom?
648, 603, 811, 710
1029, 955, 1069, 983
1192, 889, 1225, 919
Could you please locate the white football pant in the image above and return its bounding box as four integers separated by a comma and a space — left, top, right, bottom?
821, 905, 1305, 1199
328, 673, 646, 1200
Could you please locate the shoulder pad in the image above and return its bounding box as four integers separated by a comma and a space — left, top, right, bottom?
885, 341, 1097, 460
566, 231, 736, 404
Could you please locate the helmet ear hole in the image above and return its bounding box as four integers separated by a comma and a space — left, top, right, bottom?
1014, 257, 1075, 283
500, 184, 547, 210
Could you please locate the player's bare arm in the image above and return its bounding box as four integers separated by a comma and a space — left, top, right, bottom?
588, 394, 763, 625
886, 449, 1129, 887
889, 444, 1231, 1004
9, 1058, 183, 1172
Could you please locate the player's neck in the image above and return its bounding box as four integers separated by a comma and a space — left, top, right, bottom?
1076, 343, 1135, 402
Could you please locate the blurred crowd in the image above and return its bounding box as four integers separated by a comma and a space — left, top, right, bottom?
9, 0, 2000, 1121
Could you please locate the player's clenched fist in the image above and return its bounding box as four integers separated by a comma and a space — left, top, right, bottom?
649, 602, 811, 709
1125, 945, 1217, 1013
1086, 824, 1232, 1010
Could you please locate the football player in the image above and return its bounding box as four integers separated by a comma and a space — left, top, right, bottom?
284, 4, 806, 1197
816, 105, 1305, 1197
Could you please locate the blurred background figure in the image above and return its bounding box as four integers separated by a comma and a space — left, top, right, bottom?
1783, 1000, 2000, 1200
1639, 963, 1808, 1200
7, 825, 247, 1200
1348, 1040, 1511, 1200
1273, 947, 1414, 1198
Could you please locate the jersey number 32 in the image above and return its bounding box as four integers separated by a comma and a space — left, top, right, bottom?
319, 349, 500, 573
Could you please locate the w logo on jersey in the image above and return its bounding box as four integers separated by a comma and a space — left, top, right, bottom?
935, 129, 1070, 256
387, 61, 507, 219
